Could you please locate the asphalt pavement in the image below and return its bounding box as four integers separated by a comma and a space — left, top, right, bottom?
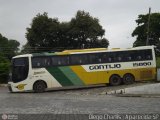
0, 82, 160, 120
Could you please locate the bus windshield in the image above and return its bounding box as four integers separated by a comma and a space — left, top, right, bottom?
12, 57, 29, 83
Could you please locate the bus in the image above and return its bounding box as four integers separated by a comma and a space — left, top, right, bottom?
8, 46, 156, 92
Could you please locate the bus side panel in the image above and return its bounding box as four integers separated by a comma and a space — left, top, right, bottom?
132, 67, 156, 81
70, 65, 112, 85
71, 66, 156, 85
47, 67, 73, 86
70, 66, 100, 85
58, 66, 85, 86
46, 66, 85, 87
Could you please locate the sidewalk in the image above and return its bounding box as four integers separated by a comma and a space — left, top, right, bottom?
107, 83, 160, 97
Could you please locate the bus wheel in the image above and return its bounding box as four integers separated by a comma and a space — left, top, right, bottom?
33, 81, 46, 93
123, 74, 135, 85
109, 75, 122, 86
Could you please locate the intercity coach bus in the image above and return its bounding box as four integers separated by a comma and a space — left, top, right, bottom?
8, 46, 156, 92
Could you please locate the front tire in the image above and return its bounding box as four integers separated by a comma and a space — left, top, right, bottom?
33, 81, 46, 93
109, 75, 122, 86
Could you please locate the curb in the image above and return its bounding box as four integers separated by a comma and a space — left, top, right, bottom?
105, 88, 160, 98
0, 84, 8, 87
115, 94, 160, 98
106, 89, 125, 95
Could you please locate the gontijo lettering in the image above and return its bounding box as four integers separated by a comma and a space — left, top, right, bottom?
89, 64, 121, 70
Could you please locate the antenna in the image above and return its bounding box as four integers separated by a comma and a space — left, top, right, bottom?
146, 7, 151, 46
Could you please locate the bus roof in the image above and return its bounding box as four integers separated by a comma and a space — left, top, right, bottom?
63, 48, 107, 52
12, 46, 155, 58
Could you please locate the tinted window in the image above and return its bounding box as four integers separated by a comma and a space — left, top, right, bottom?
131, 49, 152, 61
89, 53, 102, 64
113, 51, 124, 62
99, 49, 153, 63
51, 56, 69, 66
32, 57, 51, 68
144, 49, 152, 60
12, 57, 29, 83
14, 58, 26, 66
31, 49, 153, 67
70, 54, 88, 65
123, 51, 133, 61
134, 50, 144, 60
107, 52, 116, 63
101, 53, 109, 63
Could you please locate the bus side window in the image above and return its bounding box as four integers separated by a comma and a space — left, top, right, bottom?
108, 52, 115, 63
81, 54, 88, 64
108, 57, 112, 62
70, 54, 88, 65
127, 56, 132, 61
130, 51, 137, 61
58, 60, 61, 65
32, 57, 43, 68
52, 57, 59, 66
144, 49, 152, 60
70, 55, 79, 65
123, 51, 132, 61
117, 57, 122, 61
89, 53, 101, 64
146, 55, 151, 60
44, 57, 51, 66
60, 56, 69, 65
137, 56, 142, 60
101, 53, 108, 63
136, 50, 144, 61
33, 57, 52, 67
79, 55, 88, 64
115, 51, 124, 62
52, 56, 69, 66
